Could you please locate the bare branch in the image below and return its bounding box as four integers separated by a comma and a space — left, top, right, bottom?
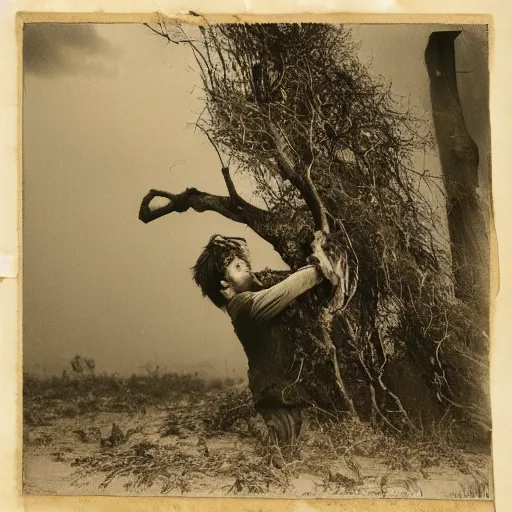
268, 122, 297, 180
268, 120, 330, 233
143, 23, 200, 45
221, 167, 243, 203
138, 188, 245, 224
196, 124, 227, 168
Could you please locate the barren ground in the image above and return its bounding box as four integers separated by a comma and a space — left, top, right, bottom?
23, 388, 492, 499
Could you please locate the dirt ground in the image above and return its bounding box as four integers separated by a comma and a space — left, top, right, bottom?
23, 402, 493, 499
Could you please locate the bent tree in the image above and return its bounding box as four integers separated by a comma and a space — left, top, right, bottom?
139, 21, 490, 442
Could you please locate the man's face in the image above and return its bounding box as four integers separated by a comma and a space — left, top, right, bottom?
224, 256, 260, 294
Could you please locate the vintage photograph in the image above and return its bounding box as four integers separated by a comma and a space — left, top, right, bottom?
22, 17, 492, 499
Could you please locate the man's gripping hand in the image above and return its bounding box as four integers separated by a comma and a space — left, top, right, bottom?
307, 231, 344, 287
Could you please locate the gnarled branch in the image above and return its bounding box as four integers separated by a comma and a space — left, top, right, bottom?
139, 185, 314, 269
139, 188, 246, 224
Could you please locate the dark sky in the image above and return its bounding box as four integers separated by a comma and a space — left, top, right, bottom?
22, 23, 488, 378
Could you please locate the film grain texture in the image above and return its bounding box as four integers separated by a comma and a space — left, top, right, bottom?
22, 18, 492, 500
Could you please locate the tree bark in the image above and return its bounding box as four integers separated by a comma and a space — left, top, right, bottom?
139, 188, 247, 224
425, 32, 491, 437
425, 31, 489, 322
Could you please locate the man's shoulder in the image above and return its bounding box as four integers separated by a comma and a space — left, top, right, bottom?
227, 291, 256, 321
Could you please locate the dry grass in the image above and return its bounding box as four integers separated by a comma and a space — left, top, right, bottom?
67, 384, 291, 495
23, 366, 242, 426
23, 366, 492, 498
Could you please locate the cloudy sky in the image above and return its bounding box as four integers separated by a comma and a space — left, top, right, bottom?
22, 22, 488, 378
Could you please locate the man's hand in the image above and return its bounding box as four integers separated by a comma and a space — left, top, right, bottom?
308, 231, 344, 287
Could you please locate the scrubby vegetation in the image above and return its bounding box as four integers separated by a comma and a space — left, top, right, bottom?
23, 356, 491, 498
23, 355, 241, 426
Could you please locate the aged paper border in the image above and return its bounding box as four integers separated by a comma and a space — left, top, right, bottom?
2, 1, 510, 511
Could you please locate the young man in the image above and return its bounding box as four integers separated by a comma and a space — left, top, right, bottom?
192, 232, 342, 462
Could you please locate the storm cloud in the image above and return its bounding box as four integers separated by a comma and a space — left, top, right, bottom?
23, 24, 122, 76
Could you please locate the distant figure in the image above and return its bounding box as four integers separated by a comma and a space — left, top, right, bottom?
192, 233, 342, 464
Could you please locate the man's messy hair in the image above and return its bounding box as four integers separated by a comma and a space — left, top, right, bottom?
192, 235, 252, 309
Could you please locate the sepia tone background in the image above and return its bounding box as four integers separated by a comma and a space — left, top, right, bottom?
22, 22, 489, 381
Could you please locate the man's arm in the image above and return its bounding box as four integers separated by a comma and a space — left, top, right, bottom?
249, 265, 323, 323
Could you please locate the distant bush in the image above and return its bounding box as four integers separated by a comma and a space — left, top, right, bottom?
23, 356, 244, 424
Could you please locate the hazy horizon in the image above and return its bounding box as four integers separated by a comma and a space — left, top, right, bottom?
22, 22, 489, 379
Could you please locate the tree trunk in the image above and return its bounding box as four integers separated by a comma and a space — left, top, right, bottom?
425, 31, 489, 330
425, 31, 491, 441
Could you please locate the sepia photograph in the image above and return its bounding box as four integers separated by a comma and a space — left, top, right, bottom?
21, 16, 492, 500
